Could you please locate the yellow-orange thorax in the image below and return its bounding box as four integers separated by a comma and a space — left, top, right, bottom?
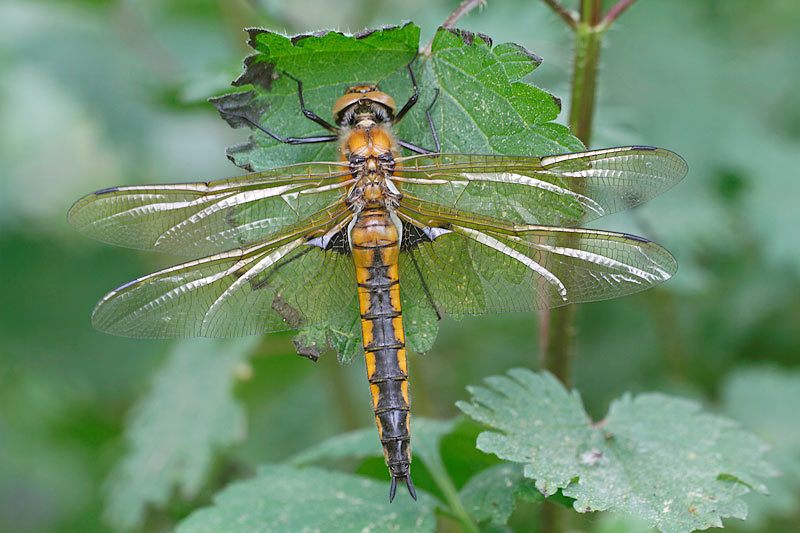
335, 83, 400, 206
341, 122, 401, 210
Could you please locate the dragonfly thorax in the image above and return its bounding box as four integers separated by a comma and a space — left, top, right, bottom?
341, 124, 397, 160
346, 177, 402, 212
342, 122, 400, 213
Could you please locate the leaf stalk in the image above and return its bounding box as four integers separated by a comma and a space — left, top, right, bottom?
425, 452, 479, 533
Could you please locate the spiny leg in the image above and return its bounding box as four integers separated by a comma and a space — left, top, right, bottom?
218, 111, 338, 145
395, 62, 442, 154
425, 88, 441, 153
393, 57, 420, 125
282, 71, 339, 132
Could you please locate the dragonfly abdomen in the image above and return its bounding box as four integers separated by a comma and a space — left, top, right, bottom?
350, 208, 415, 502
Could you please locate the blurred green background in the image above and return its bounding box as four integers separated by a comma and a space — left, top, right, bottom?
1, 0, 799, 531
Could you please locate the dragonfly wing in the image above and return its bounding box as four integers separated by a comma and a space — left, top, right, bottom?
68, 162, 352, 256
396, 147, 687, 227
92, 232, 357, 338
398, 215, 676, 316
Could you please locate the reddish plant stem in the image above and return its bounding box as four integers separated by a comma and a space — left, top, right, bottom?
602, 0, 639, 28
441, 0, 487, 28
540, 0, 578, 28
422, 0, 486, 56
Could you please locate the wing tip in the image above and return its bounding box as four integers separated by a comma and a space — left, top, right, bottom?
619, 232, 651, 244
629, 145, 689, 176
93, 186, 120, 196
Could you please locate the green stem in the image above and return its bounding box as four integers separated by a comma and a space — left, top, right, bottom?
539, 0, 617, 530
541, 0, 607, 386
425, 453, 478, 532
569, 16, 605, 145
539, 500, 563, 533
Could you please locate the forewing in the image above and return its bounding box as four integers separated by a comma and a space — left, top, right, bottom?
396, 147, 687, 227
399, 220, 676, 316
68, 161, 352, 256
92, 235, 357, 338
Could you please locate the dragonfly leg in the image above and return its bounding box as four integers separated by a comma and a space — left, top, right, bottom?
408, 252, 442, 321
394, 59, 442, 154
392, 57, 420, 125
218, 110, 338, 145
426, 88, 441, 153
282, 71, 339, 133
397, 139, 435, 154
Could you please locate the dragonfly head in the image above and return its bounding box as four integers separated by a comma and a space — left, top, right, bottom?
334, 84, 397, 126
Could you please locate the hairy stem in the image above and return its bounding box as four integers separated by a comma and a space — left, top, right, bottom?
569, 15, 604, 143
541, 0, 608, 386
539, 3, 643, 531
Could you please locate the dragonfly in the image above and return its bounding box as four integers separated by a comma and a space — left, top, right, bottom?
69, 61, 687, 502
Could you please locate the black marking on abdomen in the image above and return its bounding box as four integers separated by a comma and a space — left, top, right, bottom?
372, 373, 409, 413
367, 346, 406, 380
354, 208, 415, 500
364, 316, 403, 349
360, 281, 400, 319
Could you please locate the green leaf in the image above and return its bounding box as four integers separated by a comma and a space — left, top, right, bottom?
457, 369, 777, 533
411, 417, 461, 471
304, 294, 364, 365
459, 463, 543, 525
103, 338, 256, 530
291, 416, 459, 470
292, 295, 364, 365
493, 42, 543, 82
212, 25, 581, 364
174, 464, 438, 533
291, 323, 328, 361
424, 28, 581, 156
213, 25, 580, 168
210, 23, 419, 171
402, 296, 440, 354
721, 366, 800, 527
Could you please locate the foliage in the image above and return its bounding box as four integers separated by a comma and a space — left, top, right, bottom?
175, 465, 438, 533
721, 367, 800, 528
2, 0, 800, 532
458, 369, 777, 532
459, 463, 544, 525
211, 23, 582, 363
103, 339, 257, 530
